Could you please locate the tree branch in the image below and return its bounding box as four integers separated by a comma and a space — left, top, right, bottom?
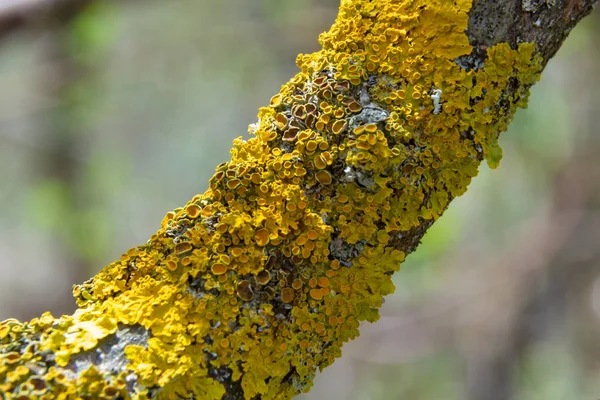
350, 143, 600, 398
0, 0, 597, 399
0, 0, 95, 39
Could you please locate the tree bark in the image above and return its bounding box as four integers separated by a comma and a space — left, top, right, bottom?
0, 0, 597, 399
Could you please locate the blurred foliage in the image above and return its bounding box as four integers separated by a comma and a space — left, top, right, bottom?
0, 1, 598, 399
67, 2, 118, 65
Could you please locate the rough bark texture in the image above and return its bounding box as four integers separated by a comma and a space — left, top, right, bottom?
467, 0, 597, 66
0, 0, 596, 399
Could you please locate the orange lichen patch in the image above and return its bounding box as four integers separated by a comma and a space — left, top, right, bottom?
364, 124, 378, 133
166, 259, 178, 271
211, 263, 228, 276
315, 170, 332, 185
292, 105, 307, 120
332, 259, 341, 276
313, 154, 328, 170
185, 204, 202, 219
254, 229, 270, 247
315, 322, 326, 335
175, 242, 192, 255
227, 179, 241, 190
297, 130, 313, 142
281, 288, 295, 304
331, 119, 347, 135
220, 255, 231, 265
275, 113, 288, 129
256, 270, 271, 285
230, 247, 243, 258
306, 141, 319, 153
292, 279, 303, 290
295, 236, 308, 247
282, 127, 299, 141
270, 94, 283, 108
347, 101, 362, 113
200, 204, 214, 218
333, 109, 345, 119
353, 126, 365, 135
305, 103, 317, 114
29, 377, 47, 392
317, 277, 329, 288
3, 352, 21, 364
237, 280, 254, 302
309, 289, 324, 301
104, 386, 118, 397
299, 340, 310, 350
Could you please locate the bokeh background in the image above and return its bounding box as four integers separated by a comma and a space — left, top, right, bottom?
1, 1, 599, 399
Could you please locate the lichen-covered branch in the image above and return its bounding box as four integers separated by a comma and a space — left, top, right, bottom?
0, 0, 596, 399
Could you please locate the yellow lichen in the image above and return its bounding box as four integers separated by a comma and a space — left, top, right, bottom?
0, 0, 543, 399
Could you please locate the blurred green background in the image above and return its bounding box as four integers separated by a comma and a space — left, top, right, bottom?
0, 2, 598, 399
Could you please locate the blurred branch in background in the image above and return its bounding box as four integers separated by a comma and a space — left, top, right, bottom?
0, 0, 120, 319
31, 0, 100, 313
0, 0, 94, 39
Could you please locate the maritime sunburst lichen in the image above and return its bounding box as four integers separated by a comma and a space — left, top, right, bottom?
1, 0, 543, 398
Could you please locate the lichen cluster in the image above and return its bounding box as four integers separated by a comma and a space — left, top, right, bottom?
1, 0, 542, 399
